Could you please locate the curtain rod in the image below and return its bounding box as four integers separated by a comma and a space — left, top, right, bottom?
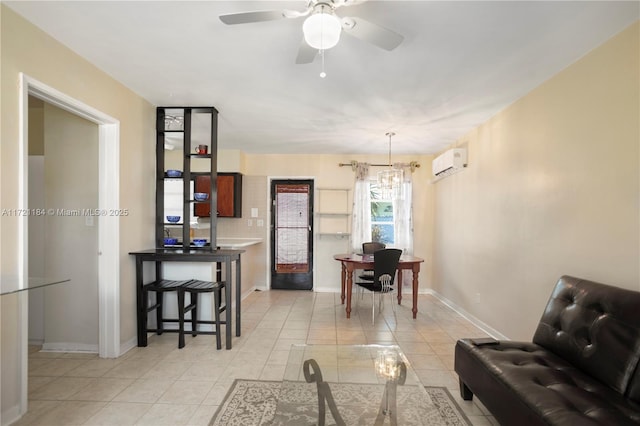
338, 161, 420, 172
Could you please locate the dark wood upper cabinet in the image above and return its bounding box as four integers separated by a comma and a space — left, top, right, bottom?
195, 173, 242, 218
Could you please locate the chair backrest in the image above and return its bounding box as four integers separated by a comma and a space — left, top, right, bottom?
372, 249, 402, 291
363, 241, 386, 254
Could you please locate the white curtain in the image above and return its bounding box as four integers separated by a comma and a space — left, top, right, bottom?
392, 163, 414, 290
351, 162, 371, 253
393, 163, 414, 256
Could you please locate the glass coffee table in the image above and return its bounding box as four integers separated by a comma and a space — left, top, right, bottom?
272, 344, 434, 426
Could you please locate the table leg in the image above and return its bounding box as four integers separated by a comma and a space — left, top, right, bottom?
340, 262, 346, 304
397, 269, 403, 305
136, 257, 147, 347
235, 257, 241, 337
346, 266, 354, 319
374, 380, 398, 426
225, 258, 232, 349
303, 359, 346, 426
412, 265, 420, 319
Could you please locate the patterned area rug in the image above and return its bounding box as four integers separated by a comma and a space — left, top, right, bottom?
210, 379, 471, 426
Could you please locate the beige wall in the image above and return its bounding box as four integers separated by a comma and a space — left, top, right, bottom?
433, 22, 640, 340
216, 175, 269, 291
242, 153, 436, 293
1, 5, 155, 419
27, 97, 44, 155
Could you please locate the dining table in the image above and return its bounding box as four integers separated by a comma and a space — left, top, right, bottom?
333, 253, 425, 319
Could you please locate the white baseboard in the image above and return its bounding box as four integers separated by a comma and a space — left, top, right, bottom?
118, 336, 137, 357
425, 289, 509, 340
41, 342, 98, 353
1, 403, 21, 426
242, 286, 258, 298
313, 286, 338, 293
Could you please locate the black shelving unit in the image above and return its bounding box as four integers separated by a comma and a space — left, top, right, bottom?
156, 107, 219, 250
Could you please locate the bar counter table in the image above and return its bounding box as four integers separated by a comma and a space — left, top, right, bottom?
129, 248, 244, 349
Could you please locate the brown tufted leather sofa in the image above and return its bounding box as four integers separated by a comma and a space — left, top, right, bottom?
455, 275, 640, 425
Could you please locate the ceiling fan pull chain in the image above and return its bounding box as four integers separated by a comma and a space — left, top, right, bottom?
319, 4, 327, 78
320, 49, 327, 78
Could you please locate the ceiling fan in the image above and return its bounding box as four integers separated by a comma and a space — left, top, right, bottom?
219, 0, 404, 64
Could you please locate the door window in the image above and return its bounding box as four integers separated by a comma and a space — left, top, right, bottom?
275, 184, 310, 273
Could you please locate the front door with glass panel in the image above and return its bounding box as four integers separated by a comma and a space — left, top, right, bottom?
271, 180, 314, 290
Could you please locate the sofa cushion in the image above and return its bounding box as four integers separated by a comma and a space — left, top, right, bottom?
533, 276, 640, 397
455, 339, 640, 425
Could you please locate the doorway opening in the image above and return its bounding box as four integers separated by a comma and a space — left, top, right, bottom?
17, 74, 120, 416
27, 97, 100, 352
270, 179, 314, 290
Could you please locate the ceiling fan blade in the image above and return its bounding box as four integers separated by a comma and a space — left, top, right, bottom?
333, 0, 370, 8
295, 39, 318, 64
341, 17, 404, 51
219, 10, 285, 25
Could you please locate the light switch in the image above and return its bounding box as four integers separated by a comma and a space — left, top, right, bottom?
85, 215, 94, 226
257, 219, 264, 227
251, 208, 258, 218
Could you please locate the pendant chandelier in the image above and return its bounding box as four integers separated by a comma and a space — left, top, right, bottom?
377, 132, 404, 199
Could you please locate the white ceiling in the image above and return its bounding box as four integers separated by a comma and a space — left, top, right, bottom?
6, 1, 638, 154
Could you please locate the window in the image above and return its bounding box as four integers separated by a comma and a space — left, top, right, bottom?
370, 181, 395, 245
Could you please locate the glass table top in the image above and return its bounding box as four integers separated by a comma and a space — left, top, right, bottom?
274, 344, 434, 426
0, 277, 70, 296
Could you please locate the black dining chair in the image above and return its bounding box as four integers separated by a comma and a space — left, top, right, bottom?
355, 248, 402, 324
359, 241, 386, 281
356, 242, 386, 299
362, 241, 386, 255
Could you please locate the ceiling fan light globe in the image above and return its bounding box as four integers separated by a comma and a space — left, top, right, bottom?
303, 12, 341, 50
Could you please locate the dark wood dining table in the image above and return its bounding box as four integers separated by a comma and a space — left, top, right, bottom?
333, 253, 425, 319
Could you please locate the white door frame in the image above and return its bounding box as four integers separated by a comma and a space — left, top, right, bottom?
17, 73, 120, 414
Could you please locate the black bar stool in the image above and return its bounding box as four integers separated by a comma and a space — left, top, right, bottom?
178, 279, 226, 349
142, 279, 189, 335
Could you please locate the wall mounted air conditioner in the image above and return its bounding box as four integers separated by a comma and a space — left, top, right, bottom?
432, 148, 467, 178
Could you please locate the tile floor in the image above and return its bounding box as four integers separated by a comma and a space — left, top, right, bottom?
17, 290, 498, 425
